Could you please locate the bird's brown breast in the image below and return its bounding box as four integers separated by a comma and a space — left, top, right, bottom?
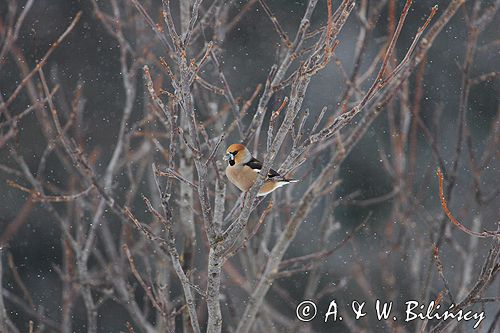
225, 165, 258, 192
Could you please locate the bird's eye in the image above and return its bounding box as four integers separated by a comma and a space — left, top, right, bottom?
231, 151, 238, 155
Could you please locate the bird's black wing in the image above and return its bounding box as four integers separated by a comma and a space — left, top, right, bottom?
244, 157, 281, 178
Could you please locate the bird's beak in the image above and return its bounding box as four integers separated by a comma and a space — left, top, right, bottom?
223, 153, 234, 161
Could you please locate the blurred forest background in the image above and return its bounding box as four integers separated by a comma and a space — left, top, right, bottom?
0, 0, 499, 332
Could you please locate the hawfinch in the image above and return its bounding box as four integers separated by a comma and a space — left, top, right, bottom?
224, 143, 298, 196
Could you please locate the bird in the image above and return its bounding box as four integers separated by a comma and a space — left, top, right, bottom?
223, 143, 298, 197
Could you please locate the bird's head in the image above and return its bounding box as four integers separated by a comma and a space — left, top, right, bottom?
224, 143, 251, 166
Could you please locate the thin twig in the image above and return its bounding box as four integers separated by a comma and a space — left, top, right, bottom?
437, 168, 498, 238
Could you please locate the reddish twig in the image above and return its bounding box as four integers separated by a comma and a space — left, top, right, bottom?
437, 168, 498, 238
